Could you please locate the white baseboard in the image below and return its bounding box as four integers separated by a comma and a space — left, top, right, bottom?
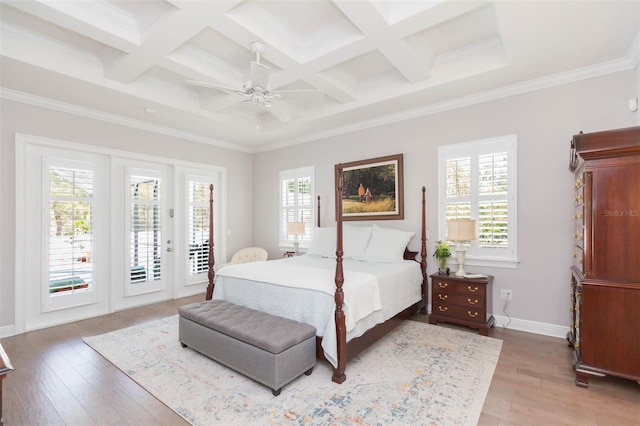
493, 314, 569, 339
1, 324, 16, 339
426, 303, 569, 339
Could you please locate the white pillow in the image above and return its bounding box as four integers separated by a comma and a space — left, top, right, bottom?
343, 225, 373, 259
305, 227, 336, 258
360, 224, 415, 262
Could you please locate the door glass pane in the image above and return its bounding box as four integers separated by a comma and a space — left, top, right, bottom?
187, 179, 210, 275
48, 166, 93, 296
130, 175, 162, 283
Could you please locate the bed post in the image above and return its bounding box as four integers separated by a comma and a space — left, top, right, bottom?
332, 168, 347, 384
205, 184, 215, 300
420, 186, 428, 314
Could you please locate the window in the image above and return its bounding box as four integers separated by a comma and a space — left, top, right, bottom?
129, 172, 163, 283
279, 166, 314, 249
40, 154, 106, 315
186, 176, 211, 277
438, 135, 518, 268
48, 163, 94, 296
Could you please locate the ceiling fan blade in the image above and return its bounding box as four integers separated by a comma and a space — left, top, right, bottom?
250, 61, 270, 91
266, 103, 293, 122
185, 79, 244, 94
271, 89, 324, 102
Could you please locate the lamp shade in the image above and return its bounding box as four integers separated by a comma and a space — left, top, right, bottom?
287, 221, 306, 236
447, 219, 476, 242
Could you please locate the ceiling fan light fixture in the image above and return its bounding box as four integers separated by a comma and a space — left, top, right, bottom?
185, 41, 323, 123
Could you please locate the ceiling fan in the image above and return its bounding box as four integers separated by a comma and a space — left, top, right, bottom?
186, 42, 323, 121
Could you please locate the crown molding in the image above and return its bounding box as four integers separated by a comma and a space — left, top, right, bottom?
0, 88, 252, 153
2, 29, 637, 156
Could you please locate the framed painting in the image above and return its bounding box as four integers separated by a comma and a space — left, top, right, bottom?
335, 153, 404, 221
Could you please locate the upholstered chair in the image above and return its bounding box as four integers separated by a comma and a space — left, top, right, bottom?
216, 247, 268, 271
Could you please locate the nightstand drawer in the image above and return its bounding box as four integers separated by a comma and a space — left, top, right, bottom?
432, 303, 487, 324
434, 291, 484, 307
432, 279, 487, 297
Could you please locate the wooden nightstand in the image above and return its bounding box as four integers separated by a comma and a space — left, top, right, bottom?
428, 274, 495, 336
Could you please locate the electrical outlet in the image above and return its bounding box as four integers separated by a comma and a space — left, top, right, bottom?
501, 289, 513, 300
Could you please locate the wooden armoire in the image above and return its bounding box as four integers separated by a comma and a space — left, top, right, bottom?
568, 126, 640, 387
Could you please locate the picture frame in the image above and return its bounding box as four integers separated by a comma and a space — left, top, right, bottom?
335, 153, 404, 221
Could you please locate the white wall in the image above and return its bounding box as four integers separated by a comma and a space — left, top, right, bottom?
253, 69, 639, 336
0, 100, 254, 334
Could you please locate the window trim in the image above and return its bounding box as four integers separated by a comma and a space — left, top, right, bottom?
438, 135, 519, 269
278, 166, 315, 250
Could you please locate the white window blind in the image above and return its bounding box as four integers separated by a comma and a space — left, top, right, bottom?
439, 135, 518, 267
279, 166, 314, 248
187, 177, 211, 275
48, 165, 94, 295
130, 174, 162, 283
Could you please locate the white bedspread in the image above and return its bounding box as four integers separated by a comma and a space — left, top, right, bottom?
215, 258, 381, 331
213, 255, 422, 367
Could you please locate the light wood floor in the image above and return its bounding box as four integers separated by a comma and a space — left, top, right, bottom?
1, 295, 638, 425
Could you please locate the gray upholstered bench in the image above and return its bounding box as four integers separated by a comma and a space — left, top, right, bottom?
178, 300, 316, 396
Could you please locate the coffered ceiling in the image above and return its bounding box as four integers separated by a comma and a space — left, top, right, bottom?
1, 1, 638, 152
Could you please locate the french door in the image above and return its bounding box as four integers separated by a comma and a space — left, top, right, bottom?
22, 145, 110, 330
111, 159, 173, 309
18, 137, 223, 332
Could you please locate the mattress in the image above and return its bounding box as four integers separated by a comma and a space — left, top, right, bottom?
213, 255, 422, 367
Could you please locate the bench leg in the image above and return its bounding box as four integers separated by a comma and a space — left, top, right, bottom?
272, 388, 281, 397
180, 342, 188, 348
304, 367, 313, 376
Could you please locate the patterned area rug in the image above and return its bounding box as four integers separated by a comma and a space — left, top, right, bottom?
84, 316, 502, 425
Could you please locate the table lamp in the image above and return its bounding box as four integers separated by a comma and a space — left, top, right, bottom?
287, 222, 305, 255
447, 219, 476, 277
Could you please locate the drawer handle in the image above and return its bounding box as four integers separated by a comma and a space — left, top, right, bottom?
438, 294, 448, 300
438, 282, 448, 289
438, 306, 448, 312
468, 285, 479, 293
467, 311, 479, 318
467, 298, 478, 305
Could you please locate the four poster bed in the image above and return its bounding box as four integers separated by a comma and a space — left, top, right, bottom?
203, 178, 428, 384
